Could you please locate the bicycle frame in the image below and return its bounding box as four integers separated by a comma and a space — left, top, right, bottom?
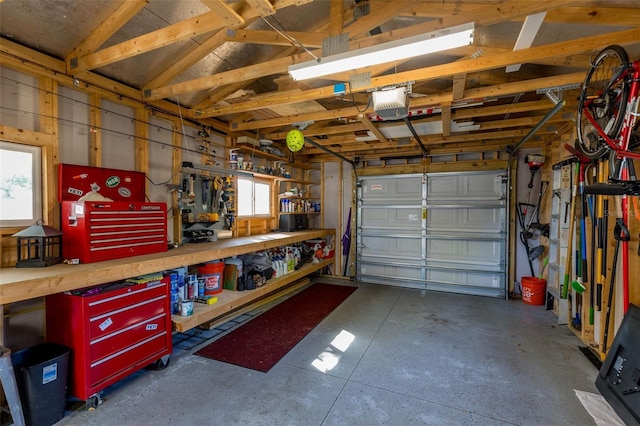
582, 59, 640, 160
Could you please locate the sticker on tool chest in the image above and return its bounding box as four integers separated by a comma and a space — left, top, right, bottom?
99, 317, 113, 331
146, 324, 158, 331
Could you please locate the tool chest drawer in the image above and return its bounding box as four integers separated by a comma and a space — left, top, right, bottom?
87, 284, 168, 319
88, 295, 167, 339
46, 277, 172, 401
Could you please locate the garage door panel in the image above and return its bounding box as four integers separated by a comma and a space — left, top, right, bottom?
428, 208, 504, 232
358, 263, 422, 280
361, 175, 422, 203
464, 174, 504, 198
360, 235, 422, 261
426, 175, 458, 197
360, 208, 423, 230
426, 269, 503, 290
460, 208, 503, 229
426, 240, 503, 264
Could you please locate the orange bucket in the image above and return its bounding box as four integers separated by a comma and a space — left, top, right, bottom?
521, 277, 546, 305
198, 261, 225, 295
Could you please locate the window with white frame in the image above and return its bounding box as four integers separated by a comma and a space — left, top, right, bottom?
237, 178, 271, 216
0, 141, 42, 227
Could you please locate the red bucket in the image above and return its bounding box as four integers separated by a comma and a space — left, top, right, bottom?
521, 277, 546, 305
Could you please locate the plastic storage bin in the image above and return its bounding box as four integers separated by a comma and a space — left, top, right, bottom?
11, 342, 70, 426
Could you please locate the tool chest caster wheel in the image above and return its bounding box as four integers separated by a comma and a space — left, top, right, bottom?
86, 393, 102, 410
147, 354, 171, 370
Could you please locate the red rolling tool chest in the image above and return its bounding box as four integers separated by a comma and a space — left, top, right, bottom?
45, 277, 172, 401
58, 163, 168, 263
61, 201, 167, 263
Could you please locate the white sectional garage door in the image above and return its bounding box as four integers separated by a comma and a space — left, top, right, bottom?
356, 171, 508, 298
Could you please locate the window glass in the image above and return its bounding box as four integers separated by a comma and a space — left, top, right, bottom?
237, 178, 271, 217
237, 178, 253, 216
254, 182, 270, 215
0, 141, 42, 227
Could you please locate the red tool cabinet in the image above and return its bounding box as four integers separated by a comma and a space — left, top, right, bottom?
61, 201, 167, 263
45, 277, 172, 401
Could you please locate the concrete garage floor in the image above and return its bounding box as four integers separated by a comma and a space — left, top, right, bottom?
57, 279, 601, 425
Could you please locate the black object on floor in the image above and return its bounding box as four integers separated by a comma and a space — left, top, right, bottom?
11, 343, 70, 426
595, 303, 640, 426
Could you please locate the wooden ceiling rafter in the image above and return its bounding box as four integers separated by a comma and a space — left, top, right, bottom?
193, 26, 640, 118
224, 29, 326, 48
65, 0, 147, 76
329, 0, 344, 36
245, 0, 277, 17
341, 1, 414, 40
200, 0, 246, 26
69, 0, 311, 75
229, 70, 583, 133
144, 0, 571, 103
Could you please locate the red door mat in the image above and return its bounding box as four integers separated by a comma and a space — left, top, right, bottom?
195, 283, 357, 372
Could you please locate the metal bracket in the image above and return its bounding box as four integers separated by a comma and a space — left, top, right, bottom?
537, 83, 581, 105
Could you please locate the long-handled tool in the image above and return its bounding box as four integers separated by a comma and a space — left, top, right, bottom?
587, 192, 596, 325
522, 154, 545, 216
562, 164, 578, 299
572, 163, 588, 294
603, 194, 630, 353
593, 160, 607, 344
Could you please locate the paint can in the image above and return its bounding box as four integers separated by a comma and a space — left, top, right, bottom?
180, 300, 193, 316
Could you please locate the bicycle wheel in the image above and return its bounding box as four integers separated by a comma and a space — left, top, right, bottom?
576, 45, 630, 159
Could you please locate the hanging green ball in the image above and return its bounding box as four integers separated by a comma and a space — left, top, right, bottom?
286, 129, 304, 152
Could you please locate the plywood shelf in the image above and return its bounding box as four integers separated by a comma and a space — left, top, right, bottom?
0, 229, 335, 305
171, 257, 334, 332
235, 144, 316, 170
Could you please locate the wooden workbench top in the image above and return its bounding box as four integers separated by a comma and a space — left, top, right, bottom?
0, 229, 334, 305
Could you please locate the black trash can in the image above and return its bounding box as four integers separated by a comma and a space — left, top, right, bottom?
11, 342, 70, 426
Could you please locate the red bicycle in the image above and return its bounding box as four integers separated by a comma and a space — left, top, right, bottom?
577, 44, 640, 163
577, 45, 640, 344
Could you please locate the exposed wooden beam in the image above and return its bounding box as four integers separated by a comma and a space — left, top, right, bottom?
329, 0, 344, 36
343, 1, 413, 40
200, 0, 245, 26
196, 24, 640, 118
1, 37, 65, 74
143, 29, 230, 90
452, 74, 466, 101
89, 94, 102, 167
264, 123, 366, 140
145, 52, 307, 101
0, 125, 54, 147
359, 114, 390, 144
544, 6, 640, 27
70, 0, 309, 73
246, 0, 276, 17
225, 29, 326, 48
147, 0, 568, 102
66, 0, 147, 72
441, 103, 452, 137
232, 71, 584, 133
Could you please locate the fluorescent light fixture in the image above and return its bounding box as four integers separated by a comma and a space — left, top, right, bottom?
288, 22, 474, 81
181, 162, 254, 178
